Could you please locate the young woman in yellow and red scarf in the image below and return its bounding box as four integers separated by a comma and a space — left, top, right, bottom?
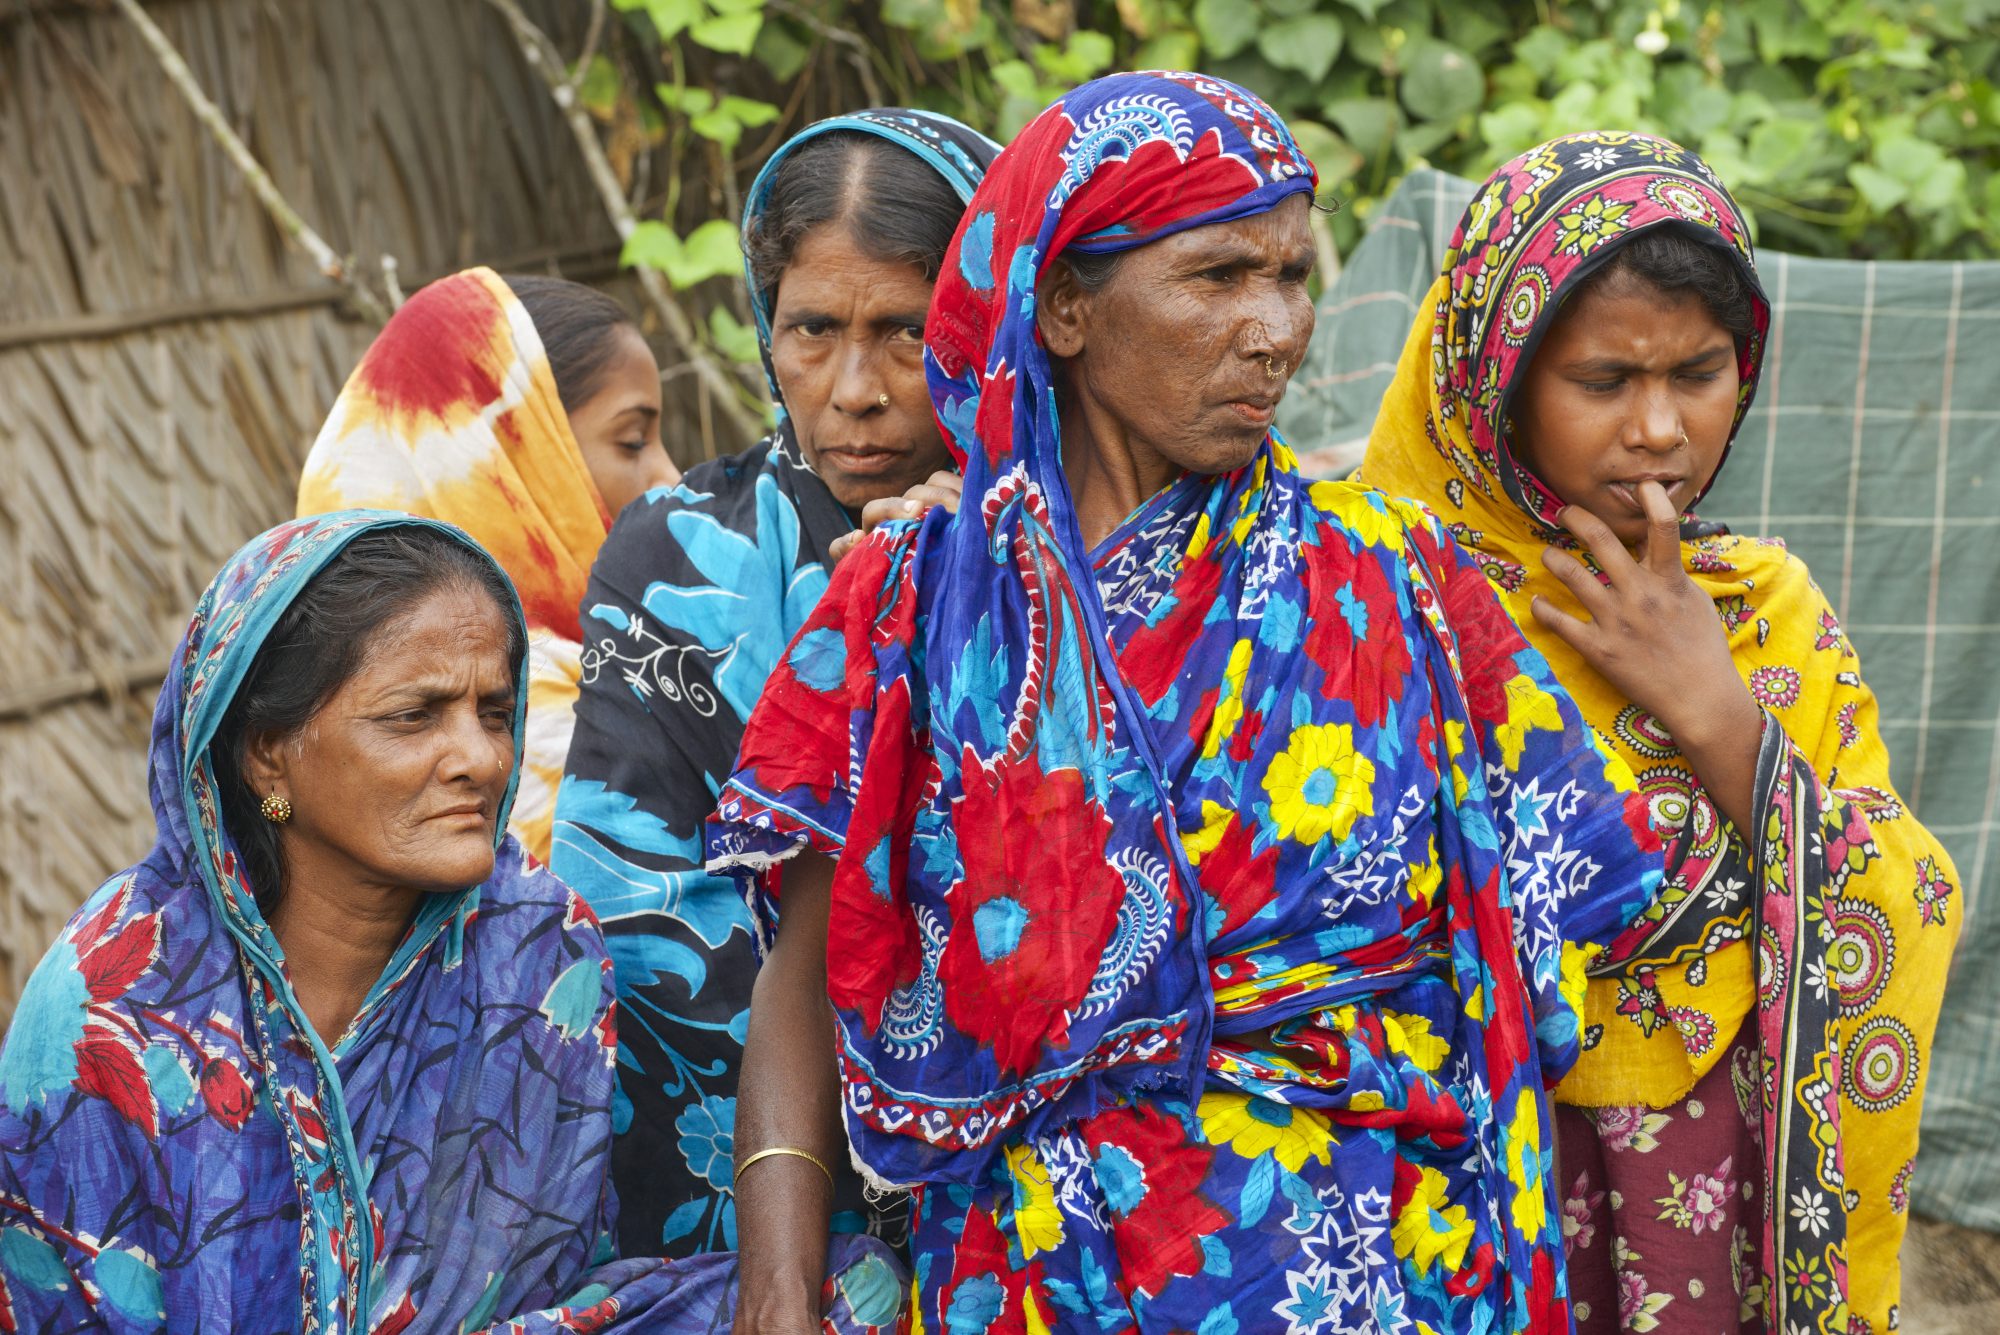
1359, 132, 1962, 1335
299, 270, 677, 863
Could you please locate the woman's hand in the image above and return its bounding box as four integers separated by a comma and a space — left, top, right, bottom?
1530, 480, 1763, 833
827, 471, 963, 563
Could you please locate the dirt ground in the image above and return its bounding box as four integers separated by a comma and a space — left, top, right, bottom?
1901, 1214, 2000, 1330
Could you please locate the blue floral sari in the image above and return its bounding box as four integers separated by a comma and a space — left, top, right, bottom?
0, 512, 899, 1333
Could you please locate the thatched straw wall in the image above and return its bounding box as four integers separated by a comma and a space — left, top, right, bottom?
0, 0, 628, 1023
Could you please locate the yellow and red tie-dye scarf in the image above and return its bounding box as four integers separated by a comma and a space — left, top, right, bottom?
298, 267, 611, 863
1359, 132, 1961, 1334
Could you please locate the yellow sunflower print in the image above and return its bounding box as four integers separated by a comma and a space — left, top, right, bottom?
1392, 1164, 1475, 1274
1493, 674, 1564, 769
1197, 1090, 1335, 1173
1004, 1142, 1064, 1260
1263, 722, 1376, 846
1502, 1088, 1548, 1241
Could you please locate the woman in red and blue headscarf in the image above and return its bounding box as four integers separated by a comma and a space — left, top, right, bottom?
709, 73, 1663, 1333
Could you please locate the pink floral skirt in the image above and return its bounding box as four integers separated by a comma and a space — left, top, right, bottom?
1557, 1021, 1767, 1334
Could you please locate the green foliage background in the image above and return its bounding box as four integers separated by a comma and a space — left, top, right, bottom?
584, 0, 1999, 449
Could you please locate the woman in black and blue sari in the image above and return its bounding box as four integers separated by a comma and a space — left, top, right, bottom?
551, 109, 999, 1259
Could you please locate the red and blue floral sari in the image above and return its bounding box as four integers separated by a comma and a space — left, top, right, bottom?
710, 72, 1663, 1333
0, 512, 900, 1333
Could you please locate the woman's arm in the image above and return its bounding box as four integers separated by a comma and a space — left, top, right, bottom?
732, 849, 846, 1334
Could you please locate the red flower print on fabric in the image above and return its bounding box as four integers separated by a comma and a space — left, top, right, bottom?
937, 756, 1127, 1076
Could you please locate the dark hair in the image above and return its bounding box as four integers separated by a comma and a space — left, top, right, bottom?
743, 132, 969, 306
501, 275, 637, 416
1572, 227, 1760, 348
1059, 248, 1125, 293
210, 528, 525, 914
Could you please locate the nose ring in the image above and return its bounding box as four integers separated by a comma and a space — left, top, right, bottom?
877, 392, 890, 408
1264, 356, 1286, 380
1679, 427, 1689, 446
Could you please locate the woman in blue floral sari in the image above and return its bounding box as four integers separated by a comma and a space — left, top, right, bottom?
711, 73, 1664, 1334
0, 512, 898, 1333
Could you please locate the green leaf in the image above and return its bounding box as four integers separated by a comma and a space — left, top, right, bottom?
1070, 30, 1116, 75
1322, 97, 1397, 159
620, 220, 685, 274
709, 306, 763, 364
1258, 14, 1345, 83
626, 0, 700, 41
1479, 101, 1549, 157
1192, 0, 1259, 60
753, 22, 811, 82
1263, 0, 1315, 15
720, 95, 780, 127
1655, 68, 1734, 139
1513, 25, 1571, 81
1037, 30, 1116, 83
577, 56, 623, 120
1134, 28, 1202, 71
623, 219, 742, 289
1336, 0, 1394, 16
1395, 116, 1458, 161
991, 59, 1040, 99
654, 84, 715, 116
1847, 162, 1909, 211
1870, 133, 1965, 212
1746, 118, 1818, 178
1400, 39, 1483, 123
1447, 3, 1510, 56
689, 108, 746, 151
689, 10, 761, 54
1285, 118, 1366, 190
679, 218, 744, 284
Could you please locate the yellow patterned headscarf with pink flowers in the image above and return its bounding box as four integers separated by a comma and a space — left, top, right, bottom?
298, 267, 612, 863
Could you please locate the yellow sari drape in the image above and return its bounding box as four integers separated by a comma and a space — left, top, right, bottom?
298, 267, 611, 863
1357, 132, 1961, 1333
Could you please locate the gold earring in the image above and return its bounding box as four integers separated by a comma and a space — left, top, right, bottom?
877, 392, 890, 408
260, 792, 292, 825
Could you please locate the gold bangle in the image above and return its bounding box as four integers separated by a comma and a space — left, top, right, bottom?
734, 1145, 835, 1191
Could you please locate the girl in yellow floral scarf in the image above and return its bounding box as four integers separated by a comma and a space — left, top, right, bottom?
1359, 133, 1960, 1335
299, 269, 676, 862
